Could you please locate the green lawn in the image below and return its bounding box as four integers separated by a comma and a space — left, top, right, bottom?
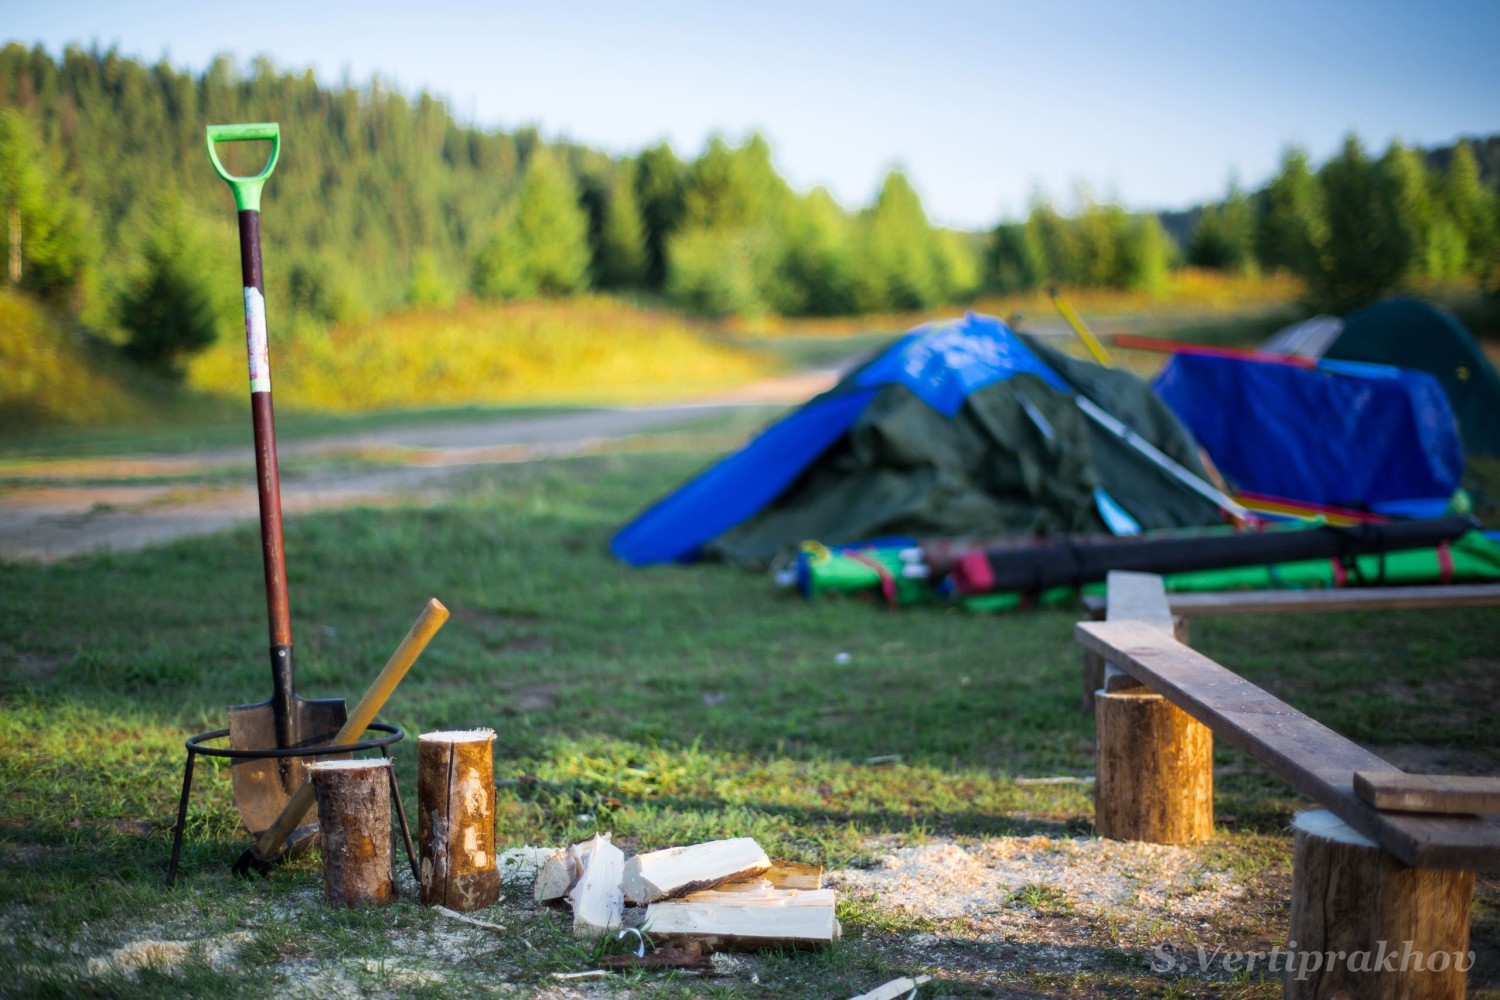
1, 425, 1496, 997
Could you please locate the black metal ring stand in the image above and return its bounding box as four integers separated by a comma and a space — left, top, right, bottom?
166, 723, 417, 888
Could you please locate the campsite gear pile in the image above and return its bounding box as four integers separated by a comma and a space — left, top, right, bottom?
614, 304, 1500, 609
613, 313, 1231, 568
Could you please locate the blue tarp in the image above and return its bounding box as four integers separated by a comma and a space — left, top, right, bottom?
1153, 353, 1463, 513
612, 314, 1070, 565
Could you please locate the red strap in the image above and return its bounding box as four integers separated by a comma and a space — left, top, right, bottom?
1330, 558, 1348, 588
1436, 541, 1454, 584
847, 550, 898, 607
953, 550, 995, 595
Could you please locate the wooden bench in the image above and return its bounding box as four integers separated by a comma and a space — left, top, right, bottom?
1077, 572, 1500, 998
1081, 582, 1500, 621
1080, 582, 1500, 712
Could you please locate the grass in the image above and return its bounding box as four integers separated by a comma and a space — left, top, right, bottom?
1, 414, 1497, 997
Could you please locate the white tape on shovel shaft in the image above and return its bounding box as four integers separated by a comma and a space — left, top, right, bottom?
244, 287, 271, 393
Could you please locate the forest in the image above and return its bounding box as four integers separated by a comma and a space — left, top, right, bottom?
1, 44, 1498, 380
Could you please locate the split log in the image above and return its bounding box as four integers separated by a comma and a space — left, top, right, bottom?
643, 887, 840, 946
534, 848, 580, 903
568, 833, 625, 938
1287, 809, 1475, 1000
1094, 687, 1213, 844
622, 836, 771, 903
417, 729, 500, 911
308, 758, 396, 908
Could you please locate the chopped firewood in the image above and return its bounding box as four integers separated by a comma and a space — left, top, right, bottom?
849, 974, 933, 999
597, 940, 710, 972
642, 887, 840, 946
621, 836, 771, 904
568, 833, 624, 938
765, 860, 822, 890
533, 849, 579, 903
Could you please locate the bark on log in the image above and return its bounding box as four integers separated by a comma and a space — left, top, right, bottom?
1094, 688, 1213, 844
417, 728, 500, 911
1287, 809, 1475, 1000
308, 758, 396, 908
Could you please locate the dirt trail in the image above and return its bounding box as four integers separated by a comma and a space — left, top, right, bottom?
0, 369, 838, 564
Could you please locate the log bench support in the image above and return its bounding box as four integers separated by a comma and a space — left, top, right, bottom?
1090, 572, 1213, 844
1095, 687, 1213, 844
1288, 810, 1474, 1000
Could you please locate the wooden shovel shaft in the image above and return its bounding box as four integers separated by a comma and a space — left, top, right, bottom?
236, 208, 292, 650
250, 598, 450, 861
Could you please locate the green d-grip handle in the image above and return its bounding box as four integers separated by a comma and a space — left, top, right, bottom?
206, 122, 281, 213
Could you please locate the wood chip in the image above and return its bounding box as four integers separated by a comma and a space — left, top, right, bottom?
849, 973, 933, 1000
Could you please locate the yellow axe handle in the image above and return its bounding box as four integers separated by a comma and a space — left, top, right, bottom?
249, 597, 450, 861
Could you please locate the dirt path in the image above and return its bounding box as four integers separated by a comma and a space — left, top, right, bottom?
0, 368, 838, 564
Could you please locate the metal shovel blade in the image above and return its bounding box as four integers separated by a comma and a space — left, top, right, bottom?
228, 695, 347, 835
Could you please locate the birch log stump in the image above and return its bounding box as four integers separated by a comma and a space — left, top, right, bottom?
418, 729, 500, 911
308, 758, 396, 908
1094, 687, 1213, 844
1287, 810, 1475, 1000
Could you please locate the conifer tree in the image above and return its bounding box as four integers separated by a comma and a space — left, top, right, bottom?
1440, 141, 1499, 289
1187, 181, 1255, 273
1305, 135, 1413, 311
987, 221, 1041, 293
1255, 147, 1327, 277
0, 108, 85, 302
473, 149, 591, 299
633, 142, 685, 291
118, 200, 219, 377
594, 167, 647, 290
852, 170, 943, 311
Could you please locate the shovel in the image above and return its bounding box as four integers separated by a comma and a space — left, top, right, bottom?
207, 123, 348, 834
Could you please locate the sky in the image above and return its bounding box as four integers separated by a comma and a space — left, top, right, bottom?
8, 0, 1500, 230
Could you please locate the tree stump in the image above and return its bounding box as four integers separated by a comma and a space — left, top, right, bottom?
308, 758, 396, 908
418, 729, 500, 911
1094, 688, 1213, 844
1287, 809, 1475, 1000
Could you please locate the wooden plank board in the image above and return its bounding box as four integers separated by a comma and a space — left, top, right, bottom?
1104, 571, 1175, 628
1083, 584, 1500, 620
1076, 619, 1500, 871
1100, 571, 1173, 692
1354, 771, 1500, 816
